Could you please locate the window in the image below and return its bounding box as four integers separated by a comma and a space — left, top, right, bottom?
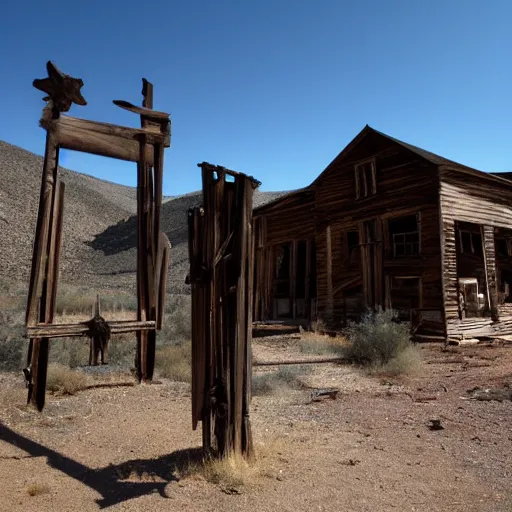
388, 214, 420, 257
459, 230, 483, 257
355, 160, 376, 199
346, 230, 360, 265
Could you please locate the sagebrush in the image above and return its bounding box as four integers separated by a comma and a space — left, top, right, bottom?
345, 308, 419, 373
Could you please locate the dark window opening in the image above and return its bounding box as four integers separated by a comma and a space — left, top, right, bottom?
388, 214, 420, 257
355, 160, 376, 199
295, 241, 307, 299
347, 230, 360, 265
274, 243, 291, 298
459, 229, 483, 257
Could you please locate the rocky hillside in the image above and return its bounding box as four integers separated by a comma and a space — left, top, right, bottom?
0, 141, 287, 294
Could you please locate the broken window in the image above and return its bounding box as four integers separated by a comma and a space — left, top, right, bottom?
459, 229, 483, 257
346, 230, 360, 265
355, 160, 376, 199
388, 214, 420, 257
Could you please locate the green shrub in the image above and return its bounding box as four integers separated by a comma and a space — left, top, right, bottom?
345, 308, 412, 366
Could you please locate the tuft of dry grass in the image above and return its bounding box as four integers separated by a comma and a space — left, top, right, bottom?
26, 483, 50, 496
155, 343, 191, 383
252, 365, 311, 396
298, 332, 348, 357
178, 437, 291, 490
371, 345, 422, 377
46, 363, 89, 395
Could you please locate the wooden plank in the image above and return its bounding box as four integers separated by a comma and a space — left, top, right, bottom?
26, 132, 59, 326
27, 320, 156, 338
46, 181, 65, 321
156, 234, 170, 330
47, 115, 169, 164
26, 131, 61, 411
136, 135, 149, 382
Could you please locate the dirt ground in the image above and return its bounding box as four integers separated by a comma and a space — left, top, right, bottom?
1, 338, 512, 512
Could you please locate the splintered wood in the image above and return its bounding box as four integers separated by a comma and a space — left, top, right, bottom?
188, 163, 260, 459
24, 61, 171, 411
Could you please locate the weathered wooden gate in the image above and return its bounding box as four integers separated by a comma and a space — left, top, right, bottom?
187, 163, 259, 458
24, 62, 171, 411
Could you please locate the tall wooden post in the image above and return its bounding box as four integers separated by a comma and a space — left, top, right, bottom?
188, 162, 259, 459
25, 62, 171, 411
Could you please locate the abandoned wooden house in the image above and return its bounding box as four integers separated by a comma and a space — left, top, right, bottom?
252, 125, 512, 342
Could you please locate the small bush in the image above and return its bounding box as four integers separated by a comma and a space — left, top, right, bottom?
46, 363, 89, 395
345, 308, 420, 374
377, 345, 421, 376
155, 342, 191, 382
345, 308, 411, 364
252, 365, 310, 395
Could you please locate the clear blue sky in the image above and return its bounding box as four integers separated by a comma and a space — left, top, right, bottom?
1, 0, 511, 195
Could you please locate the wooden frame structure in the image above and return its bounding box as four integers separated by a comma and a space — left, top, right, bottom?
24, 62, 171, 411
188, 163, 259, 458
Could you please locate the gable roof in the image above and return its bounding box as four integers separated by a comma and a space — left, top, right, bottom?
255, 125, 512, 213
314, 124, 512, 187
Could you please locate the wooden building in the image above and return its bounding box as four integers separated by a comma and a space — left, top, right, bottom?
252, 125, 512, 342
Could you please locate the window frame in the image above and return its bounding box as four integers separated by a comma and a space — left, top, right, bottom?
388, 212, 421, 258
458, 229, 483, 256
354, 159, 377, 200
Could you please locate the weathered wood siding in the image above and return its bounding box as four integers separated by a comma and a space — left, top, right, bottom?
439, 168, 512, 338
314, 133, 443, 332
253, 192, 315, 321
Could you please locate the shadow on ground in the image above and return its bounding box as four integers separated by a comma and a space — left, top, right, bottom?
0, 423, 204, 508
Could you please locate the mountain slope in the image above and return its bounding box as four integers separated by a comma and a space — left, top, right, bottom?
0, 141, 287, 294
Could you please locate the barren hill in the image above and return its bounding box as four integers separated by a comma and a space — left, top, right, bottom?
0, 141, 287, 294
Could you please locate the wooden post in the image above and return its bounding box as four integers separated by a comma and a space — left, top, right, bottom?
25, 128, 61, 411
25, 63, 171, 410
188, 163, 259, 459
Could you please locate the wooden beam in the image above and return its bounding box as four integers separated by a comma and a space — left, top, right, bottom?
27, 320, 156, 339
46, 115, 169, 164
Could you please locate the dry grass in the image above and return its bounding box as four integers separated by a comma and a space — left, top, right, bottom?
46, 363, 89, 395
252, 365, 310, 395
179, 437, 291, 490
26, 483, 50, 496
298, 332, 348, 356
372, 345, 422, 377
155, 343, 191, 383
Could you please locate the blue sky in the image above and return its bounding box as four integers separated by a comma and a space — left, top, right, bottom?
1, 0, 511, 195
